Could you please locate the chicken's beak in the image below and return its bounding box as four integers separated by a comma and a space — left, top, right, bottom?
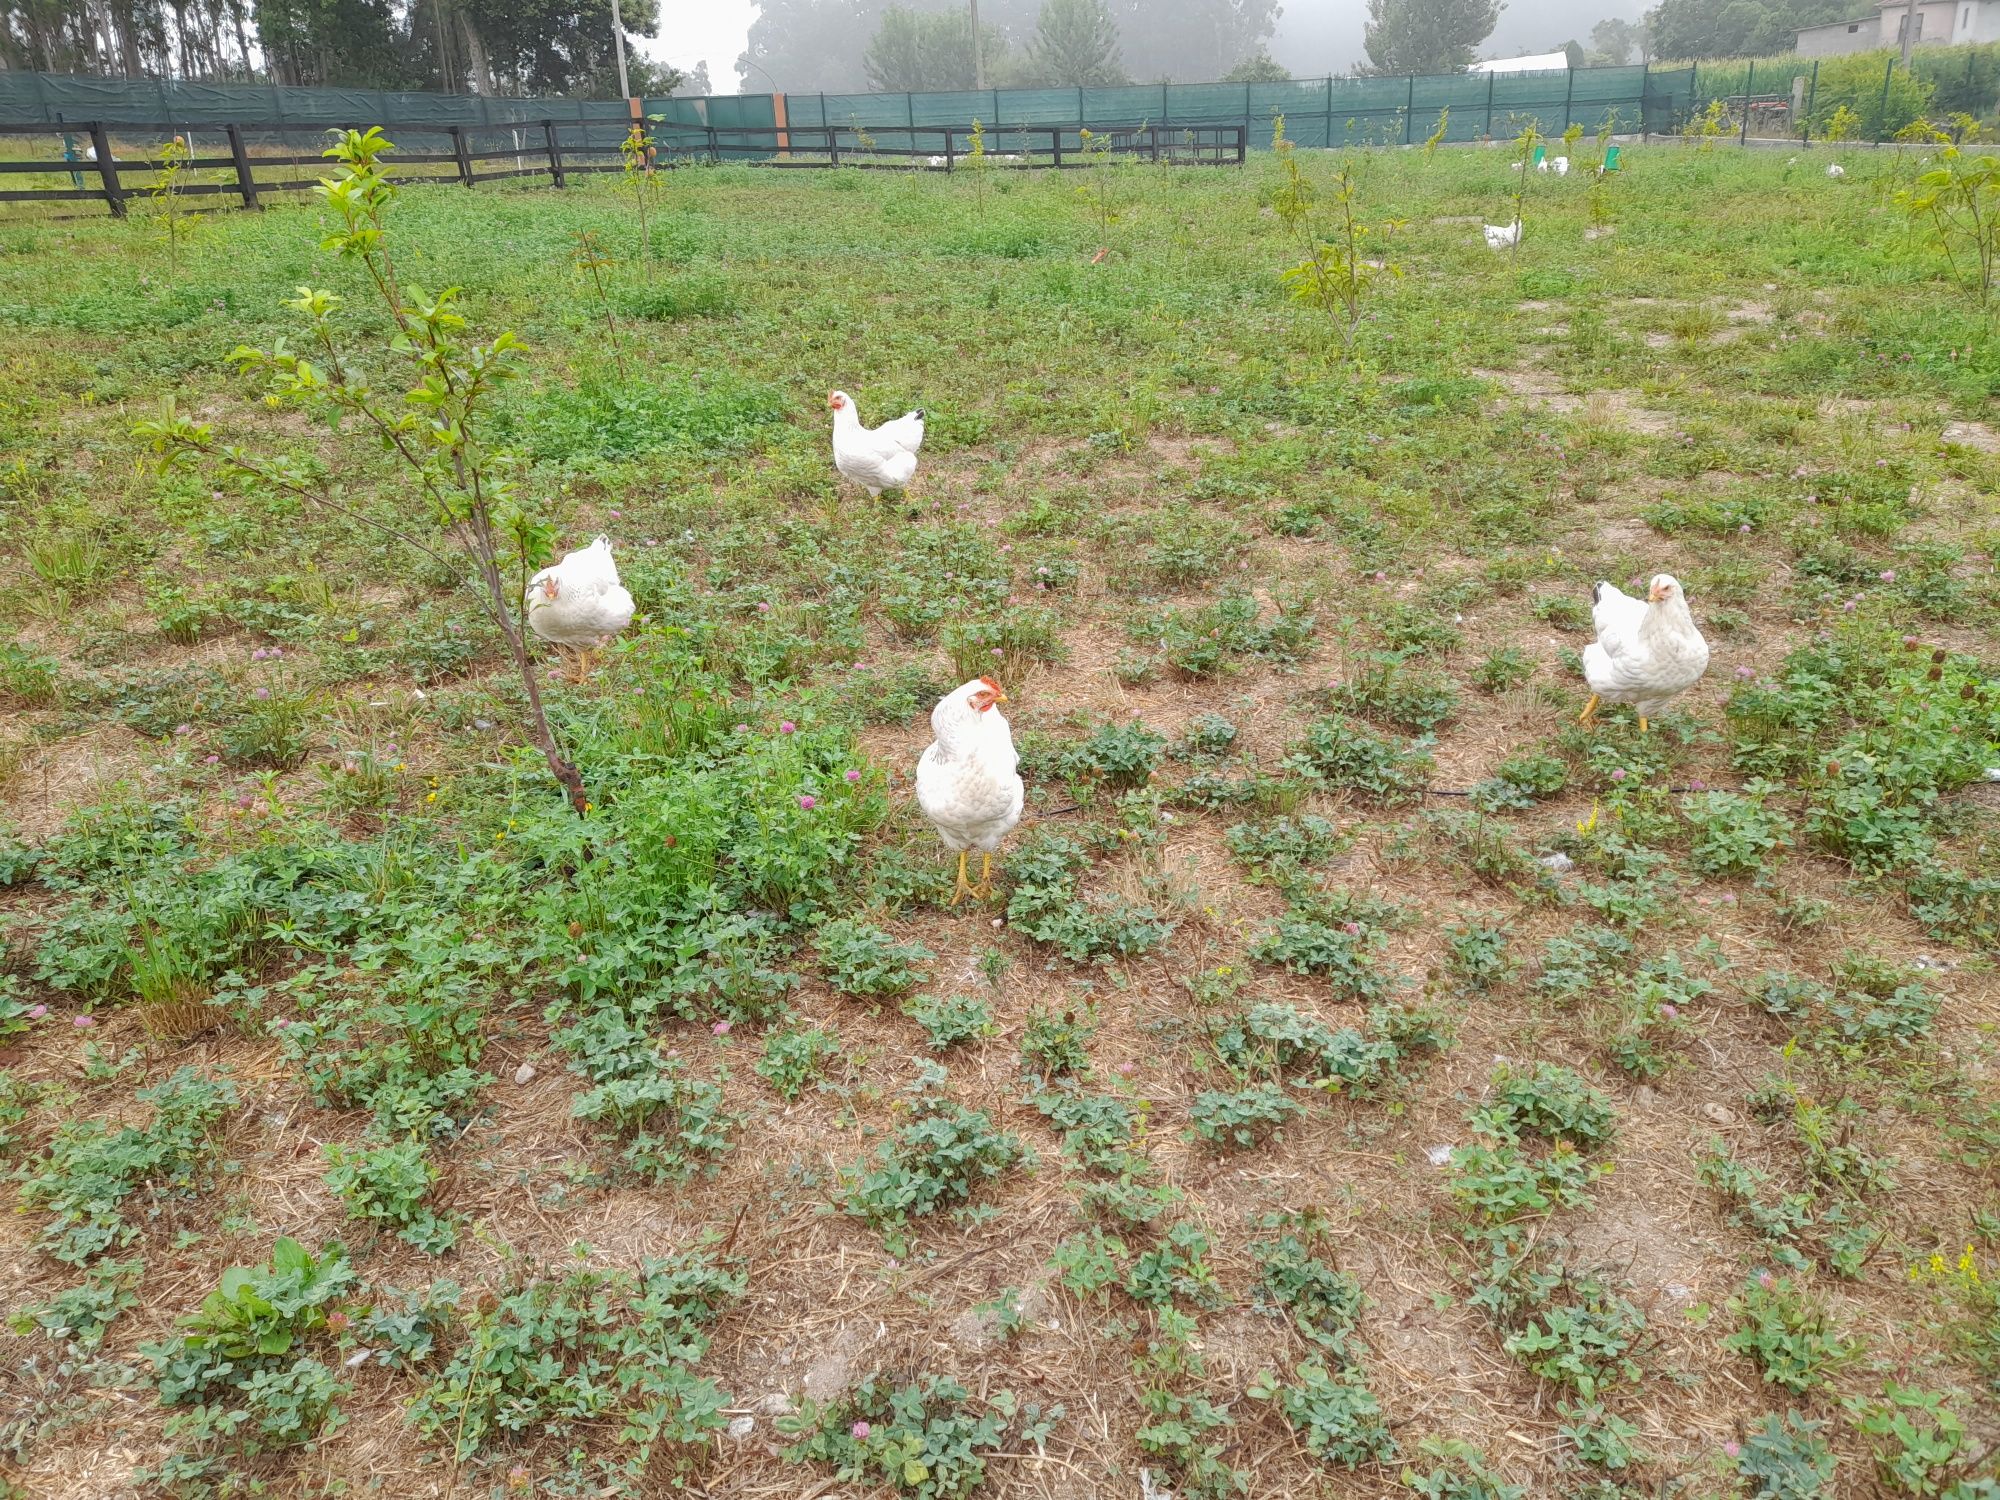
1648, 583, 1666, 603
993, 688, 1007, 704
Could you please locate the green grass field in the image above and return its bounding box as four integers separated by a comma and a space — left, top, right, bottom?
1, 137, 1997, 1499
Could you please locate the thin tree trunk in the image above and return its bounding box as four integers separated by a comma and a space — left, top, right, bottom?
460, 8, 495, 95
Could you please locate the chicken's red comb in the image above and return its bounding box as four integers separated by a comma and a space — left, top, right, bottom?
978, 675, 1000, 692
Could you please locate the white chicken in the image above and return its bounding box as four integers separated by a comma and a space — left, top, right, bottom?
1826, 162, 1846, 179
1552, 155, 1570, 176
916, 676, 1024, 903
829, 390, 925, 498
1484, 219, 1522, 250
1579, 574, 1710, 733
524, 535, 634, 680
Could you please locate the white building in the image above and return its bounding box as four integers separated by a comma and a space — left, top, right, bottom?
1796, 0, 2000, 56
1468, 52, 1575, 73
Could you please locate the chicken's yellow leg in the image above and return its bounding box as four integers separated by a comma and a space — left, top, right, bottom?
970, 852, 995, 900
1578, 693, 1600, 725
1637, 716, 1650, 734
949, 849, 973, 904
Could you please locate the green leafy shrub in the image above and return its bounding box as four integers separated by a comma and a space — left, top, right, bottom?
1469, 750, 1568, 812
1476, 1062, 1617, 1148
20, 1068, 238, 1265
1061, 721, 1167, 787
1334, 652, 1460, 732
1224, 815, 1346, 883
1724, 1273, 1854, 1392
843, 1096, 1030, 1241
571, 1063, 735, 1183
1284, 715, 1434, 804
1682, 784, 1794, 877
757, 1026, 840, 1099
1248, 1358, 1395, 1466
782, 1375, 1057, 1499
1444, 916, 1515, 991
1004, 832, 1175, 962
905, 993, 996, 1051
1249, 909, 1399, 1000
1019, 1004, 1095, 1084
322, 1138, 458, 1254
1252, 1225, 1366, 1356
410, 1250, 742, 1480
1736, 1410, 1838, 1499
1186, 1083, 1300, 1150
816, 918, 932, 997
140, 1239, 356, 1473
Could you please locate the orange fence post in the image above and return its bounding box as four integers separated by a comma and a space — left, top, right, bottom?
773, 92, 789, 157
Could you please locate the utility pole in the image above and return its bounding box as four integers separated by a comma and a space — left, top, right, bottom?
610, 0, 632, 98
1899, 0, 1916, 65
970, 0, 985, 90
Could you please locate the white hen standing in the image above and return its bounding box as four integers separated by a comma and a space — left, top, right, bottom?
1579, 574, 1710, 733
1484, 219, 1522, 250
524, 536, 635, 680
830, 390, 925, 498
916, 676, 1024, 903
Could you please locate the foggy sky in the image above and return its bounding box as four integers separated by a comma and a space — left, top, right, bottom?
645, 0, 1661, 94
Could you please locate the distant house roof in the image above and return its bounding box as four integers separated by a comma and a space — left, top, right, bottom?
1468, 51, 1574, 73
1795, 13, 1879, 33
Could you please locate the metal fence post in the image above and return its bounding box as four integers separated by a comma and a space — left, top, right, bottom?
1878, 54, 1894, 140
1806, 59, 1818, 135
88, 122, 125, 217
1405, 74, 1415, 142
226, 123, 260, 209
1325, 74, 1332, 144
1562, 65, 1574, 133
1740, 58, 1754, 143
450, 124, 474, 185
1050, 124, 1061, 167
1484, 70, 1496, 137
544, 118, 566, 185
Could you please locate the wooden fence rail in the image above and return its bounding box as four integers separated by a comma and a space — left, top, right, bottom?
0, 117, 1244, 218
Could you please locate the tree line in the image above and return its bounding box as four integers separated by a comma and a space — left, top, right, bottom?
0, 0, 680, 95
745, 0, 1285, 95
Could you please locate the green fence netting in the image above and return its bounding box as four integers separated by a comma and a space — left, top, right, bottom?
0, 64, 1695, 151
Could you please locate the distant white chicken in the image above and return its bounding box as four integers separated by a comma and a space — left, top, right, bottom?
1484, 219, 1522, 250
524, 535, 634, 680
1535, 155, 1569, 175
1552, 155, 1570, 176
1579, 574, 1710, 733
916, 676, 1024, 903
830, 390, 924, 498
1826, 163, 1845, 179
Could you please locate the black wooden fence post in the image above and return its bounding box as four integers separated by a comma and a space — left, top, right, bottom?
543, 119, 566, 186
1405, 74, 1416, 143
225, 122, 260, 209
450, 125, 474, 185
88, 121, 124, 217
1484, 70, 1496, 137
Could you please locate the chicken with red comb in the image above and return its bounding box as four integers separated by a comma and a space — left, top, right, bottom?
916, 676, 1024, 903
